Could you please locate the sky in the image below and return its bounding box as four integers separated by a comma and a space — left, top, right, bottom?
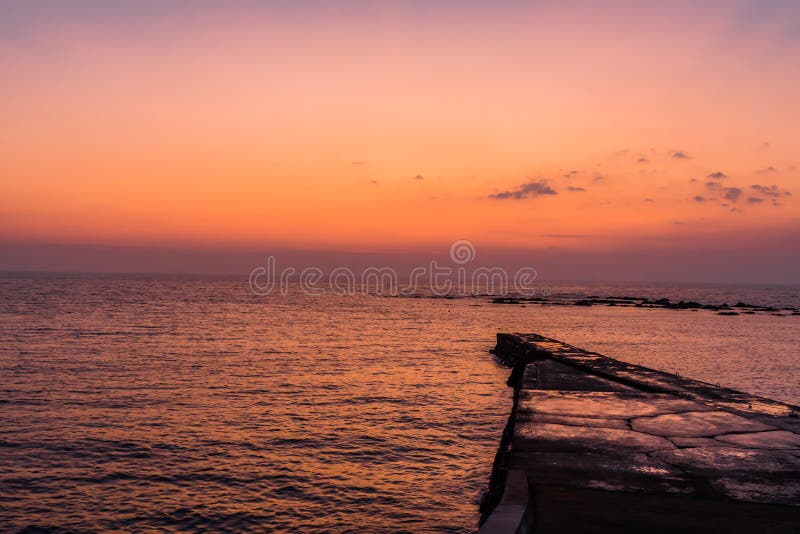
1, 1, 799, 281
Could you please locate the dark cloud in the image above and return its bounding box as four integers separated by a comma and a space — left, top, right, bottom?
636, 157, 649, 164
756, 166, 778, 174
706, 171, 728, 179
671, 151, 690, 159
747, 197, 764, 204
562, 170, 579, 178
566, 186, 586, 192
592, 174, 605, 183
489, 179, 557, 200
414, 174, 424, 180
751, 184, 791, 198
705, 181, 721, 189
723, 187, 743, 202
693, 196, 707, 202
370, 179, 378, 185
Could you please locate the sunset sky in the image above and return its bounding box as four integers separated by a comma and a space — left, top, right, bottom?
1, 1, 799, 281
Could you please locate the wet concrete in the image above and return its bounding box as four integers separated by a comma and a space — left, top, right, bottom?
480, 333, 800, 533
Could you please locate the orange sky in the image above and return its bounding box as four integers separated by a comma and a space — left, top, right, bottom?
1, 1, 799, 270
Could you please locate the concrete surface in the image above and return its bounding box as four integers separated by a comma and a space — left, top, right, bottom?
479, 333, 800, 533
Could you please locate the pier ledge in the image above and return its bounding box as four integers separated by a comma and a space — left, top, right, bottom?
480, 333, 800, 533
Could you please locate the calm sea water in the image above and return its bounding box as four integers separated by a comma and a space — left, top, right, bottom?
1, 274, 798, 532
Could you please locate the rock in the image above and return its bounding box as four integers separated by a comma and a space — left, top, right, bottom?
491, 297, 520, 304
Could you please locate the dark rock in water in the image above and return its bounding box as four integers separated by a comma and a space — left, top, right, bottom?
589, 298, 630, 306
483, 292, 788, 318
491, 297, 520, 304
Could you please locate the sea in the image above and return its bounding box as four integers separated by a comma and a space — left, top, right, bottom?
1, 273, 798, 532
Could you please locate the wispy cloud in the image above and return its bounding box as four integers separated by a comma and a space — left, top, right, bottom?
489, 179, 557, 200
706, 171, 728, 179
747, 197, 763, 204
636, 157, 649, 164
566, 186, 586, 192
671, 150, 689, 159
723, 187, 743, 202
756, 166, 778, 174
751, 184, 791, 197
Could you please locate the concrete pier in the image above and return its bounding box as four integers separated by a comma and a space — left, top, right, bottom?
480, 333, 800, 533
